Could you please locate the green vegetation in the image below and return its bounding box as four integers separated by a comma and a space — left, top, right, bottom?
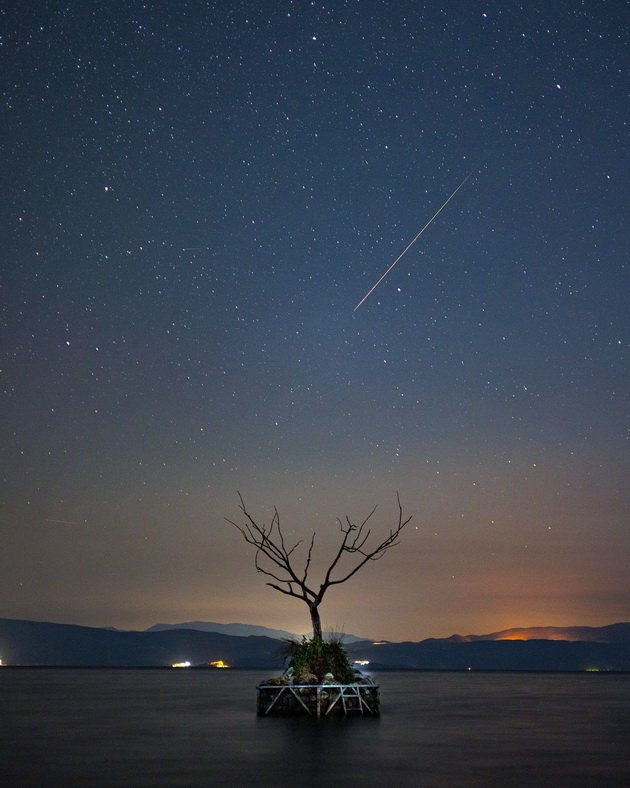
278, 635, 356, 684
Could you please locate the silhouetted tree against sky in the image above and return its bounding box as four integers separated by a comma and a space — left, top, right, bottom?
227, 492, 412, 641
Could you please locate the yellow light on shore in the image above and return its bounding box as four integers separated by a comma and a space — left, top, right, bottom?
208, 660, 230, 668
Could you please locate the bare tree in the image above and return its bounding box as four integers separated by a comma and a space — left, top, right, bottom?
226, 492, 412, 641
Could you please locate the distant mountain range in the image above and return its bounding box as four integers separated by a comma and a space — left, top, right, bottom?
0, 618, 280, 668
344, 623, 630, 672
144, 621, 368, 643
1, 618, 629, 670
438, 623, 630, 644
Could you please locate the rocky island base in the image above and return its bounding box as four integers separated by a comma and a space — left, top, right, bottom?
257, 678, 380, 717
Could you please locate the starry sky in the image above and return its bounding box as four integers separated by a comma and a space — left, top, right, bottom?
2, 0, 628, 642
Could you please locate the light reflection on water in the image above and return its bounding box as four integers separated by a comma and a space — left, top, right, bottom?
3, 669, 630, 786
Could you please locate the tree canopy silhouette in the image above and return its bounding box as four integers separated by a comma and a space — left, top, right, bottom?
227, 492, 411, 641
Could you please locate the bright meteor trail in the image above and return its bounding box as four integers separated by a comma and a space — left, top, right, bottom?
352, 169, 477, 312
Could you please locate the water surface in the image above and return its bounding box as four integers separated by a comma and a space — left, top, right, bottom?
3, 669, 629, 786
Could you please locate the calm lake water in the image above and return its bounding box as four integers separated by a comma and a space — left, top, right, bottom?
2, 669, 629, 787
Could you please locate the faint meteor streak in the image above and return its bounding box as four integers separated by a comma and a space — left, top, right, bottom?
44, 518, 83, 525
352, 169, 477, 313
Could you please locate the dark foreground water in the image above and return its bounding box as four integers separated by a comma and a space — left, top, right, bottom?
2, 669, 629, 787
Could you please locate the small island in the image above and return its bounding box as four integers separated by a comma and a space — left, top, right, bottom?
257, 636, 380, 716
227, 492, 411, 717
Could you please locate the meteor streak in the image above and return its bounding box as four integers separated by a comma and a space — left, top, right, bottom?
44, 518, 83, 525
352, 168, 476, 313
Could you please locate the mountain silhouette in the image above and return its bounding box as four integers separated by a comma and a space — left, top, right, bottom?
1, 618, 628, 670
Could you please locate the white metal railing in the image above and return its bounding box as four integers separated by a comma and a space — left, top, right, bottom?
257, 683, 380, 717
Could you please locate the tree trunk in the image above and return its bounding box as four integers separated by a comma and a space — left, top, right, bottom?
309, 604, 323, 642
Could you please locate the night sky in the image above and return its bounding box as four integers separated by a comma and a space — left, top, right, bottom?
2, 1, 628, 642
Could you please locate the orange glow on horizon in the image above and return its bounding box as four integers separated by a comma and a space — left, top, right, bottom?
493, 631, 580, 642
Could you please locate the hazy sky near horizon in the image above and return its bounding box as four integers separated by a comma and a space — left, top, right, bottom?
2, 0, 628, 642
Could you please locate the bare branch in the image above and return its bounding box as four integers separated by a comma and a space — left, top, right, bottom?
226, 491, 318, 604
320, 505, 378, 593
264, 581, 316, 604
320, 493, 411, 590
302, 532, 316, 586
227, 491, 412, 638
